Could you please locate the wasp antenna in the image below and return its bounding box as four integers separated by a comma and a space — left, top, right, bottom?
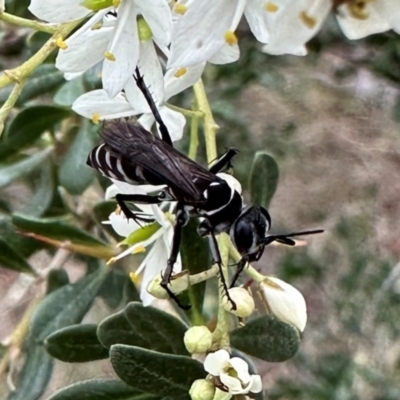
133, 67, 173, 147
282, 229, 324, 238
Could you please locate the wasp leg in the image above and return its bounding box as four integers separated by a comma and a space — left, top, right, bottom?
229, 257, 249, 288
115, 193, 162, 224
208, 230, 237, 310
161, 207, 190, 310
208, 148, 239, 174
134, 67, 173, 147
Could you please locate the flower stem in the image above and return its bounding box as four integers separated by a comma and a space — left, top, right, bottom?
165, 103, 203, 119
188, 114, 199, 161
0, 12, 59, 33
0, 19, 81, 90
0, 80, 25, 135
193, 79, 219, 163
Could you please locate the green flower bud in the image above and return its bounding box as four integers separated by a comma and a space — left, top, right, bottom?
137, 17, 153, 41
184, 326, 213, 354
189, 379, 215, 400
223, 287, 255, 318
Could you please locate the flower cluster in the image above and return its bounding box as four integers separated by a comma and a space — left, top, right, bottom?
29, 0, 400, 137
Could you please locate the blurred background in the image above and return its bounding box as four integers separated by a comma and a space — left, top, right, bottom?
1, 1, 400, 399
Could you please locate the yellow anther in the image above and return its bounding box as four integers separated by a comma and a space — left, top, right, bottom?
92, 22, 103, 30
299, 11, 317, 29
174, 4, 187, 15
115, 205, 122, 215
174, 67, 187, 78
113, 0, 120, 8
92, 113, 101, 124
347, 0, 370, 20
224, 31, 238, 46
129, 272, 141, 284
56, 36, 68, 50
132, 246, 146, 254
264, 2, 279, 12
104, 51, 116, 61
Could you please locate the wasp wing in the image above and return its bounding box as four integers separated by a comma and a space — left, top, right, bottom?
95, 119, 218, 202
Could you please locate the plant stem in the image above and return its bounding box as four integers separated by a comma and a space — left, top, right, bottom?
0, 80, 25, 135
188, 115, 199, 160
165, 103, 203, 119
0, 12, 59, 33
0, 19, 81, 89
193, 79, 219, 163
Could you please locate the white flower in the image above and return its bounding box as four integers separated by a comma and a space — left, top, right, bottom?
336, 0, 400, 40
203, 349, 262, 396
29, 0, 90, 23
259, 276, 307, 332
104, 181, 181, 306
72, 40, 205, 141
262, 0, 331, 56
46, 0, 172, 97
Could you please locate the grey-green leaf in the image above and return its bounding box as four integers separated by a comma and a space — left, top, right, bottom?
97, 302, 188, 355
54, 78, 85, 106
0, 148, 53, 189
0, 237, 34, 273
46, 379, 158, 400
58, 120, 98, 195
1, 105, 69, 160
46, 269, 70, 294
45, 324, 109, 362
110, 345, 205, 398
230, 314, 301, 362
8, 345, 53, 400
29, 266, 108, 343
249, 152, 279, 209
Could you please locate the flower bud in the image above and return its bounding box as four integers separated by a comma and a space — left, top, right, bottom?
184, 326, 213, 354
147, 271, 190, 299
223, 287, 255, 318
189, 379, 215, 400
258, 277, 307, 331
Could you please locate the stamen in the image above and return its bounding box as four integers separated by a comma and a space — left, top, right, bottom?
264, 2, 279, 12
92, 113, 101, 124
299, 11, 317, 29
224, 31, 238, 46
174, 4, 187, 15
129, 272, 141, 284
132, 246, 146, 254
56, 37, 68, 50
113, 0, 120, 8
104, 51, 116, 61
174, 67, 187, 78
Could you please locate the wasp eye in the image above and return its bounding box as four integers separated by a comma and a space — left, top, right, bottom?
231, 217, 254, 256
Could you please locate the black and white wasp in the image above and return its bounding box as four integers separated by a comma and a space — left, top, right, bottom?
87, 68, 323, 308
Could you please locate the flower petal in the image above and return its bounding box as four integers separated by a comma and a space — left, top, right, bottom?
260, 276, 307, 331
262, 0, 330, 56
29, 0, 89, 22
219, 373, 244, 394
249, 374, 263, 393
56, 24, 112, 73
336, 2, 391, 40
204, 349, 230, 376
168, 0, 239, 68
108, 211, 142, 237
229, 357, 251, 384
208, 43, 240, 65
72, 89, 135, 120
244, 0, 270, 43
164, 63, 206, 101
158, 106, 186, 142
103, 0, 139, 97
135, 0, 173, 47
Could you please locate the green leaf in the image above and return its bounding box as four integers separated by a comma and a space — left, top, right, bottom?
180, 219, 209, 322
110, 345, 205, 397
46, 379, 158, 400
45, 324, 109, 362
249, 152, 279, 209
17, 64, 65, 105
230, 314, 301, 362
58, 120, 98, 195
46, 269, 70, 294
0, 148, 53, 189
54, 78, 85, 106
98, 302, 188, 356
8, 345, 53, 400
0, 237, 34, 273
98, 269, 139, 309
12, 213, 108, 247
22, 161, 55, 217
29, 266, 108, 343
1, 105, 69, 160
